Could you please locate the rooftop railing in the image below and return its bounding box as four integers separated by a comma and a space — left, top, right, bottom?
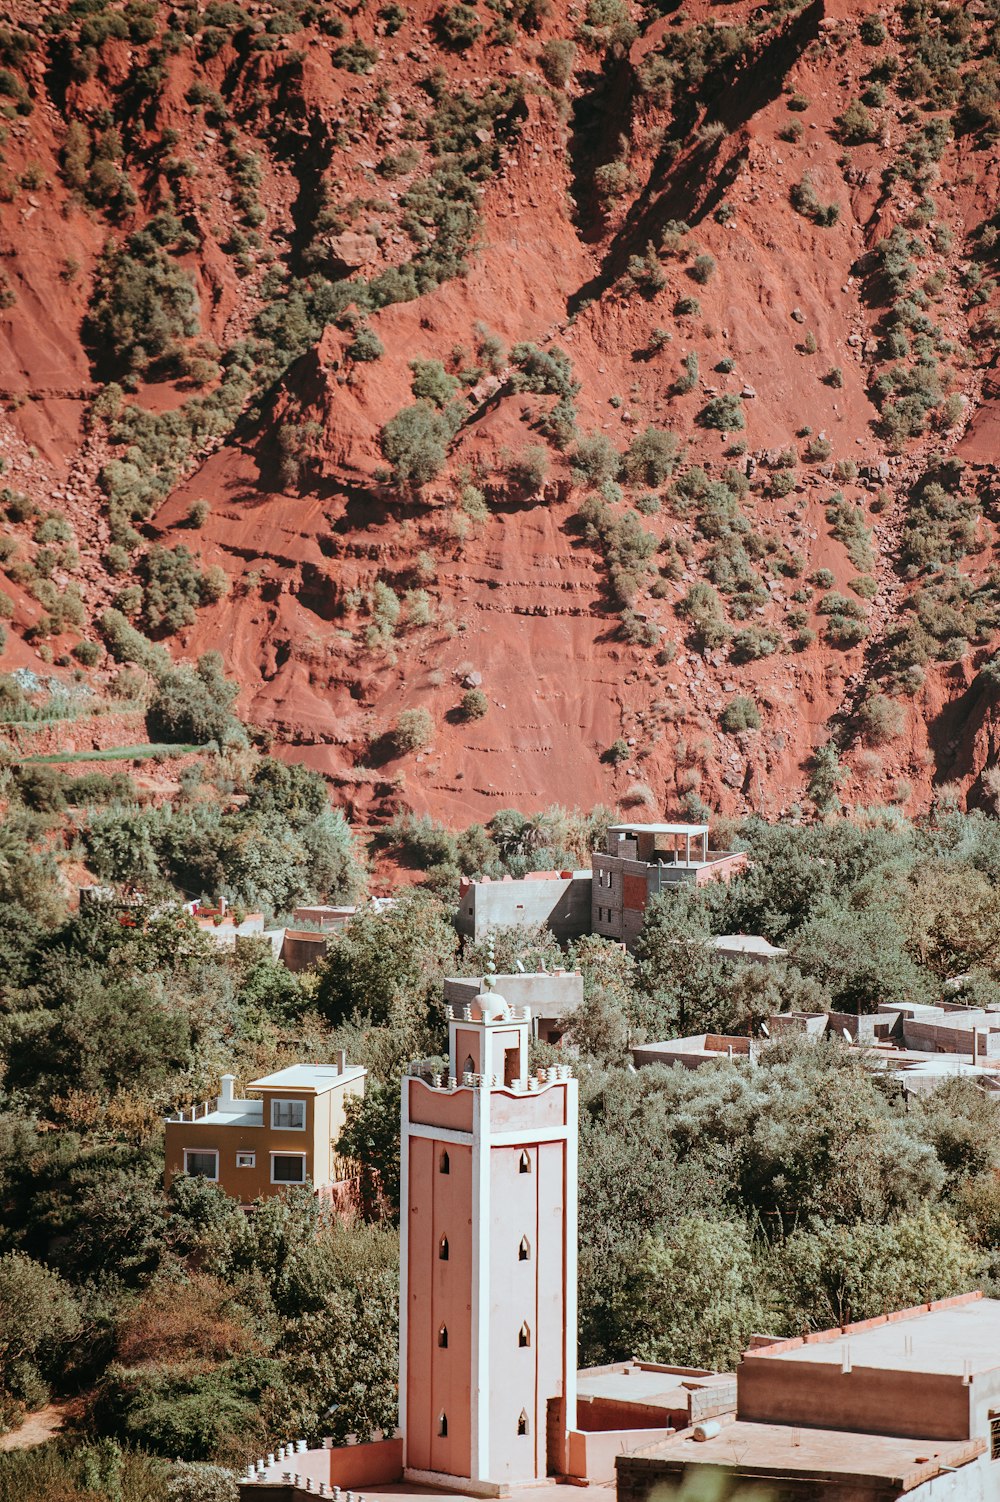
406, 1062, 573, 1091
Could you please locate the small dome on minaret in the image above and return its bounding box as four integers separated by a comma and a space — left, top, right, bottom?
472, 990, 510, 1022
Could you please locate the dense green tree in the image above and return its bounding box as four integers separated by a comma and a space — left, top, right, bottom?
633, 1217, 765, 1369
774, 1207, 979, 1330
0, 1253, 80, 1429
313, 890, 457, 1044
337, 1080, 402, 1216
147, 653, 241, 746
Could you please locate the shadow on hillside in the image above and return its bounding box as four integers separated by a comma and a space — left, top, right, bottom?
567, 0, 823, 315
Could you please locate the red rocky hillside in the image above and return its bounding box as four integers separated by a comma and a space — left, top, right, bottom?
1, 0, 1000, 826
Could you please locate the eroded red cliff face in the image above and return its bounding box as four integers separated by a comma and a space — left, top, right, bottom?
0, 0, 998, 826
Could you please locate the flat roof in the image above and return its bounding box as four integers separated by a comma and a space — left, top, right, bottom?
640, 1420, 981, 1488
190, 1105, 263, 1128
709, 935, 787, 956
748, 1295, 1000, 1378
608, 823, 709, 836
249, 1064, 366, 1093
577, 1362, 730, 1410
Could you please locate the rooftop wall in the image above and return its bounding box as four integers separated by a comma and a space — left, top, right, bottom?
281, 930, 329, 973
736, 1354, 973, 1441
903, 1020, 1000, 1057
443, 972, 584, 1019
455, 874, 592, 942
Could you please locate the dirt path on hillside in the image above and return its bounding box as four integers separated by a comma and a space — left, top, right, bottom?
0, 1402, 72, 1452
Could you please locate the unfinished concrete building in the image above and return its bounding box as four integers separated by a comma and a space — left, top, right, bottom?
592, 823, 748, 947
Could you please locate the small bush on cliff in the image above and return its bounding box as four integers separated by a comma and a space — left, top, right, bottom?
141, 546, 227, 634
855, 694, 905, 747
540, 39, 575, 86
394, 707, 434, 753
790, 174, 840, 227
410, 359, 459, 407
730, 626, 782, 663
720, 697, 761, 733
838, 100, 880, 145
381, 403, 457, 489
506, 446, 549, 491
437, 4, 484, 48
333, 38, 379, 71
677, 582, 729, 651
349, 327, 385, 362
622, 427, 677, 486
510, 343, 579, 400
87, 234, 199, 378
571, 433, 621, 487
460, 688, 488, 720
699, 395, 744, 431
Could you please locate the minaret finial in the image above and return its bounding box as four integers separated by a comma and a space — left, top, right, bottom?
484, 932, 496, 991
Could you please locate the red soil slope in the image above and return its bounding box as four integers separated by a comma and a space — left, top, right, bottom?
1, 0, 999, 826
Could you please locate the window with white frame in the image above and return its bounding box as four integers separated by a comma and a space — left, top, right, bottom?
236, 1151, 256, 1169
271, 1153, 307, 1184
270, 1098, 306, 1130
184, 1149, 219, 1180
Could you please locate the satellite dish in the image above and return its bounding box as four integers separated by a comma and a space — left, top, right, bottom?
760, 1021, 770, 1038
842, 1027, 853, 1044
515, 959, 525, 972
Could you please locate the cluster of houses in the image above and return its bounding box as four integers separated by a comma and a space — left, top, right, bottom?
201, 981, 1000, 1502
155, 819, 1000, 1501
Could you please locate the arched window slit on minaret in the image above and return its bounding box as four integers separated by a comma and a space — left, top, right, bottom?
519, 1150, 531, 1173
517, 1411, 529, 1436
438, 1325, 448, 1348
440, 1150, 450, 1174
518, 1235, 530, 1261
439, 1236, 449, 1260
519, 1322, 531, 1348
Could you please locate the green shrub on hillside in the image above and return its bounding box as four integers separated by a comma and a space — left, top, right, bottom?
677, 581, 730, 651
720, 696, 761, 733
699, 395, 744, 431
87, 234, 199, 378
571, 433, 621, 487
141, 546, 227, 634
380, 403, 459, 488
146, 653, 241, 745
622, 427, 677, 486
394, 707, 434, 753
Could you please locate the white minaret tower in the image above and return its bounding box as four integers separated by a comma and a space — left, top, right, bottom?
399, 979, 578, 1493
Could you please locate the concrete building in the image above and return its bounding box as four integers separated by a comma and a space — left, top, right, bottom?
292, 898, 397, 931
631, 1034, 759, 1072
707, 934, 787, 963
618, 1293, 1000, 1502
164, 1057, 365, 1203
592, 824, 747, 947
454, 872, 592, 944
443, 971, 584, 1045
768, 1008, 1000, 1096
453, 825, 747, 950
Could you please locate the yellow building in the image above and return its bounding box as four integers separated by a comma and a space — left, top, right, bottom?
164, 1056, 365, 1204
